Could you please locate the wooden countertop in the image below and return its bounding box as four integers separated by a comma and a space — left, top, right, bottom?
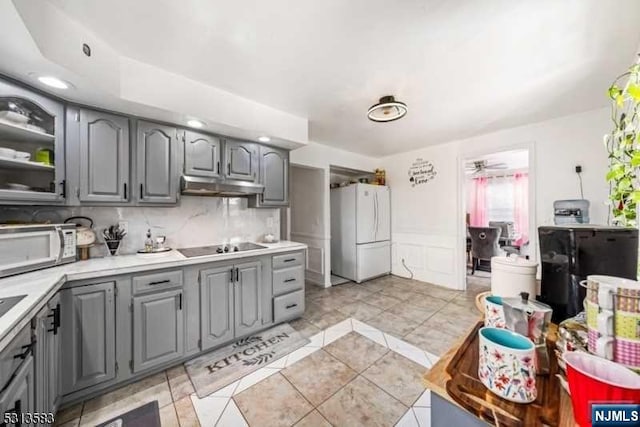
423, 322, 577, 426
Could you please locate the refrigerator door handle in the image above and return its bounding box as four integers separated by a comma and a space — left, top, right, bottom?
374, 192, 379, 240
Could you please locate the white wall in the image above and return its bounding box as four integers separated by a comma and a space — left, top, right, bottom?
290, 142, 380, 286
290, 166, 327, 285
381, 107, 612, 289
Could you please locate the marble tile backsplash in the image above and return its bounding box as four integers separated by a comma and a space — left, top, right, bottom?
0, 196, 280, 257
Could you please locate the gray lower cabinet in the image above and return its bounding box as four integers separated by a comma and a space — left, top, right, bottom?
0, 355, 35, 426
78, 109, 130, 203
200, 260, 262, 350
60, 282, 116, 394
136, 121, 179, 204
234, 261, 262, 336
200, 266, 234, 350
184, 130, 222, 178
34, 293, 61, 416
249, 146, 289, 207
132, 289, 184, 373
224, 140, 258, 182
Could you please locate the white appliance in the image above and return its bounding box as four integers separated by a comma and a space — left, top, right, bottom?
331, 183, 391, 283
0, 224, 76, 278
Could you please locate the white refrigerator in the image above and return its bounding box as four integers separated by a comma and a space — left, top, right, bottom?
330, 183, 391, 283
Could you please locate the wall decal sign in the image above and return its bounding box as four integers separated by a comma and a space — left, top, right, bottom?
408, 158, 437, 187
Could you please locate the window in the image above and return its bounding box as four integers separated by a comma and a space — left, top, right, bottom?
486, 178, 514, 222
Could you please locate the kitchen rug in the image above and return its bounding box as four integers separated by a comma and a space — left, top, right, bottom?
96, 400, 160, 427
185, 323, 309, 398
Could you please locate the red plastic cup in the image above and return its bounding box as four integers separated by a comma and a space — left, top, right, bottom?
564, 352, 640, 426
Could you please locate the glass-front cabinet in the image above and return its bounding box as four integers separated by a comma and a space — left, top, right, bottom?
0, 79, 65, 203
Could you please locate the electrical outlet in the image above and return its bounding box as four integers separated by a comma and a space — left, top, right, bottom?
118, 221, 129, 235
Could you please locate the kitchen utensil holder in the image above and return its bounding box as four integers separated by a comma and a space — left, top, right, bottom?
104, 239, 121, 256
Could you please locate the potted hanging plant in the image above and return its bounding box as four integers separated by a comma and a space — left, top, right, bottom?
606, 60, 640, 226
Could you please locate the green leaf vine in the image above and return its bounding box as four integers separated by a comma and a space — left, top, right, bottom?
606, 60, 640, 226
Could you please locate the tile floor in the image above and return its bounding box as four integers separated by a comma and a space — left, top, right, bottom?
54, 275, 487, 427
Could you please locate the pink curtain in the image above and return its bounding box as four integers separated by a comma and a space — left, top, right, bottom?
513, 172, 529, 246
469, 177, 488, 226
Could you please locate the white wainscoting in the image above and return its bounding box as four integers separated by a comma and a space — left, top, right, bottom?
391, 232, 463, 290
290, 232, 330, 287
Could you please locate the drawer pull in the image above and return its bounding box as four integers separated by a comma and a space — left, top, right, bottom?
284, 278, 296, 283
285, 303, 298, 309
13, 343, 33, 360
283, 258, 296, 263
148, 279, 171, 286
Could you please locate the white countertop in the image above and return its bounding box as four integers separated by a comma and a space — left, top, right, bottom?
0, 240, 306, 352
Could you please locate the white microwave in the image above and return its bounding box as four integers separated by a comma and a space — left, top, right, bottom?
0, 224, 76, 278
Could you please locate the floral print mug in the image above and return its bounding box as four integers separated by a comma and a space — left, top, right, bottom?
478, 327, 537, 403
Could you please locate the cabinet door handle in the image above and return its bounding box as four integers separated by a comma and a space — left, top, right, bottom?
217, 161, 220, 175
283, 258, 296, 263
235, 268, 240, 282
47, 303, 61, 335
13, 343, 33, 360
123, 183, 128, 200
148, 279, 171, 286
286, 303, 298, 309
140, 183, 144, 199
178, 293, 183, 310
227, 163, 231, 175
284, 278, 296, 283
6, 398, 22, 419
60, 180, 66, 198
230, 268, 235, 283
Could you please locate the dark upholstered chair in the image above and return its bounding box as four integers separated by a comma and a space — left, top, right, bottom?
468, 226, 504, 274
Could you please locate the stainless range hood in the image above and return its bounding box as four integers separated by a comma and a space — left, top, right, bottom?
181, 176, 264, 197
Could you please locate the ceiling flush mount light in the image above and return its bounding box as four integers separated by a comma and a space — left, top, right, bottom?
258, 136, 271, 143
37, 76, 70, 90
367, 95, 408, 122
187, 119, 204, 128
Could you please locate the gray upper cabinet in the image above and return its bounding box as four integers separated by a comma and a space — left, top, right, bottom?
60, 282, 116, 394
78, 109, 130, 203
184, 130, 221, 178
234, 260, 262, 337
34, 294, 62, 416
249, 146, 289, 207
132, 289, 184, 373
136, 121, 178, 204
200, 266, 234, 350
224, 140, 258, 182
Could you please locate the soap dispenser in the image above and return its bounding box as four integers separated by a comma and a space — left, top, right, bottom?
144, 229, 154, 253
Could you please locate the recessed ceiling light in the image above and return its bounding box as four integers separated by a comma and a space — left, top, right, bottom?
258, 136, 271, 143
367, 95, 408, 122
37, 76, 70, 89
187, 119, 204, 128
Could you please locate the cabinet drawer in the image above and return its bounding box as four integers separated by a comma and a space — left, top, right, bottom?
273, 266, 304, 296
0, 324, 32, 390
273, 252, 304, 270
133, 269, 183, 295
273, 290, 305, 323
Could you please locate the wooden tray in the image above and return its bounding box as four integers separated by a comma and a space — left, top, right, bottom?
445, 321, 562, 426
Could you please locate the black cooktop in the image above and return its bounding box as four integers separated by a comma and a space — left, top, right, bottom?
177, 242, 267, 258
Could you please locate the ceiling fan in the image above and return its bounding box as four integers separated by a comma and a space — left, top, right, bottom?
465, 159, 508, 175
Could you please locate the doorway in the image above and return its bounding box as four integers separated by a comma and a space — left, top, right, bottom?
462, 148, 533, 291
